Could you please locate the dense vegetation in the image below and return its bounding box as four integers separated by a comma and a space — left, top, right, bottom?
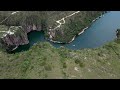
0, 39, 120, 79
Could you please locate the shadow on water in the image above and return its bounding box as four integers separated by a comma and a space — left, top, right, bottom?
11, 30, 46, 53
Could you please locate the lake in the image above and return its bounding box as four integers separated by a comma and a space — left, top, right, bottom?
13, 11, 120, 52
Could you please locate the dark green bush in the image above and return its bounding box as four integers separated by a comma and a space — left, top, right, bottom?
44, 65, 52, 71
63, 62, 67, 68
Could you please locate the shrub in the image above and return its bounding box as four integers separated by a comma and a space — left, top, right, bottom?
75, 59, 85, 68
79, 62, 85, 68
75, 59, 80, 64
63, 62, 67, 68
21, 59, 30, 72
40, 61, 46, 66
44, 65, 52, 71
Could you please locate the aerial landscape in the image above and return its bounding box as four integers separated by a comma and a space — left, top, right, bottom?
0, 11, 120, 79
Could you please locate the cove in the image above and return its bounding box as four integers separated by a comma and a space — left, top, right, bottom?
13, 31, 46, 52
13, 11, 120, 52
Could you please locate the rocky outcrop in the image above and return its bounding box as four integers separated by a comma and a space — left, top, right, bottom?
23, 24, 42, 33
0, 24, 42, 52
116, 29, 120, 39
0, 26, 28, 51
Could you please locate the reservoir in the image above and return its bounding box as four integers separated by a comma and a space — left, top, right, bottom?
13, 11, 120, 52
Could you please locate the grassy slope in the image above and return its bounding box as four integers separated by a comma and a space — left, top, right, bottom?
0, 39, 120, 79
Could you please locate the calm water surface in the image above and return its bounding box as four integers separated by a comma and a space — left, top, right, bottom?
14, 11, 120, 52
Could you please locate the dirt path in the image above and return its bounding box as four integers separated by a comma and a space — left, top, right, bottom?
50, 11, 80, 30
0, 11, 20, 24
0, 11, 20, 35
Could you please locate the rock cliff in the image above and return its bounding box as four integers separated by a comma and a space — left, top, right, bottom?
0, 26, 28, 51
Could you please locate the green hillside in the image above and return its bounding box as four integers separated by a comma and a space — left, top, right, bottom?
0, 39, 120, 79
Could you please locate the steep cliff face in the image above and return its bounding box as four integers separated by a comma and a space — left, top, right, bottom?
0, 11, 44, 52
0, 26, 28, 51
0, 11, 104, 51
0, 24, 42, 51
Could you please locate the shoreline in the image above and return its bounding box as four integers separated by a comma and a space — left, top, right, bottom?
12, 46, 18, 51
6, 12, 106, 51
50, 12, 106, 44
